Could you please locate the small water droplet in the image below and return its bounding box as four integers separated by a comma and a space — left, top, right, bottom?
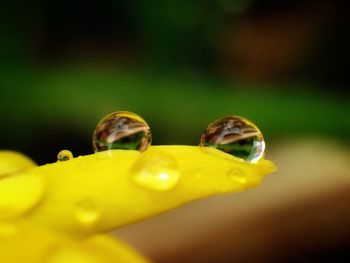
192, 168, 204, 179
131, 151, 180, 191
79, 162, 87, 168
227, 168, 247, 184
200, 116, 265, 162
75, 200, 100, 226
92, 111, 152, 152
57, 150, 73, 162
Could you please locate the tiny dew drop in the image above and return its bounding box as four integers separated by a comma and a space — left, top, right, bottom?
227, 168, 247, 184
200, 116, 265, 162
192, 168, 204, 179
57, 150, 73, 162
92, 111, 152, 152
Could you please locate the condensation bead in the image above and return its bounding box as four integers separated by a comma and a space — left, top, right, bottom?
130, 150, 180, 191
92, 111, 152, 152
200, 116, 265, 162
74, 199, 100, 226
57, 150, 73, 162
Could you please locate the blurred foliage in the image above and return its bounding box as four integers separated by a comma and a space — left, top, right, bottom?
1, 66, 349, 164
0, 0, 349, 163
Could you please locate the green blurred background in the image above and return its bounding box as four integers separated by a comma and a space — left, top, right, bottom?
1, 1, 350, 262
1, 0, 349, 164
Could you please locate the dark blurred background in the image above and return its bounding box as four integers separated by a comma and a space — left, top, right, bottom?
1, 0, 350, 262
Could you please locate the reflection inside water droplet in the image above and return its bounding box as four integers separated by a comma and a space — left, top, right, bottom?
75, 200, 100, 226
131, 151, 180, 191
200, 116, 265, 162
57, 150, 73, 162
92, 111, 152, 152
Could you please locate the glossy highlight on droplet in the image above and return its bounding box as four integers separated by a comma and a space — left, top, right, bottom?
131, 150, 180, 191
227, 168, 247, 184
57, 150, 73, 162
92, 111, 152, 153
74, 200, 100, 226
200, 116, 265, 162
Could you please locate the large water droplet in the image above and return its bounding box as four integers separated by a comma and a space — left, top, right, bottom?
57, 150, 73, 162
92, 111, 152, 152
75, 200, 100, 226
200, 116, 265, 162
131, 151, 180, 191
